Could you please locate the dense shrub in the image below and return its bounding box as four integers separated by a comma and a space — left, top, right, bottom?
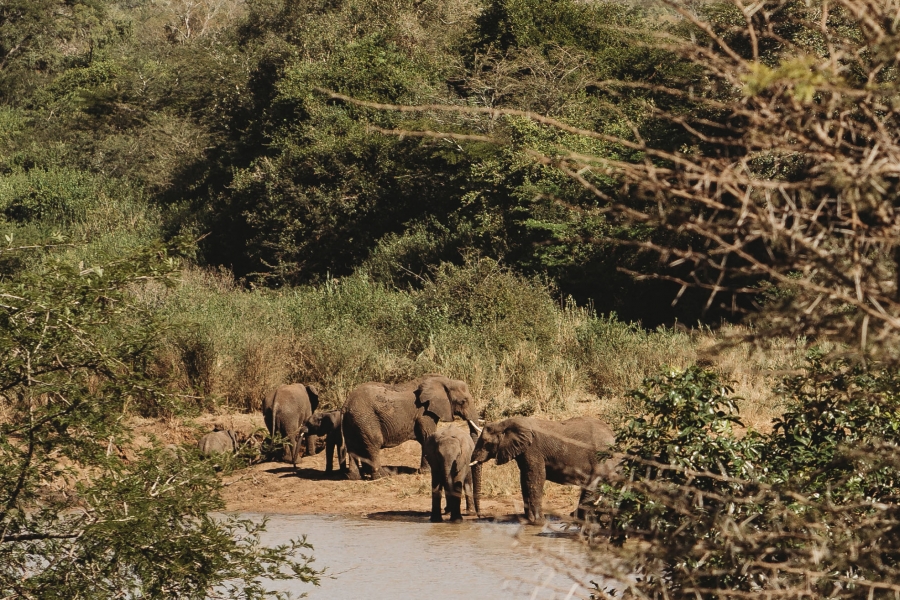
149, 260, 703, 417
590, 361, 900, 599
0, 242, 317, 598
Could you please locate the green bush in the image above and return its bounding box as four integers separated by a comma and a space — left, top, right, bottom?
0, 240, 317, 597
769, 354, 900, 501
590, 360, 900, 599
0, 168, 101, 225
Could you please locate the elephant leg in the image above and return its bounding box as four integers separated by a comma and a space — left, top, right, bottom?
413, 418, 436, 473
358, 447, 382, 480
341, 414, 372, 479
471, 463, 482, 517
338, 441, 348, 473
517, 455, 546, 525
576, 487, 590, 522
290, 435, 301, 466
464, 472, 475, 516
325, 436, 335, 473
346, 453, 362, 480
447, 483, 463, 523
576, 474, 600, 522
430, 471, 443, 523
305, 433, 317, 457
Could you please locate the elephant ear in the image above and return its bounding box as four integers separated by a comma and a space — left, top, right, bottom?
415, 378, 454, 422
306, 385, 320, 412
496, 421, 535, 465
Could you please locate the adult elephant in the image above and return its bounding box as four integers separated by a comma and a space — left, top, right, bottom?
263, 383, 319, 465
342, 375, 480, 480
470, 416, 616, 524
423, 426, 481, 522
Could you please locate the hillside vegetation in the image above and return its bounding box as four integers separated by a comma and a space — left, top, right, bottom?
5, 0, 900, 597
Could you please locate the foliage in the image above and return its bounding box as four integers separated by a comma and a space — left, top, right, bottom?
590, 360, 900, 599
600, 367, 763, 543
148, 260, 704, 416
0, 242, 318, 598
768, 355, 900, 502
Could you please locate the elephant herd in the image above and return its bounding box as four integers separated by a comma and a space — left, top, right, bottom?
199, 374, 619, 525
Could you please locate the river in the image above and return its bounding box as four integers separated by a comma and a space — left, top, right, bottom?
242, 512, 615, 599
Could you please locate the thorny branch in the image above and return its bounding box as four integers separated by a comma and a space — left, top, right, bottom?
319, 0, 900, 359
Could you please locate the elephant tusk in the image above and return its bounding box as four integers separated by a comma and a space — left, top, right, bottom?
470, 460, 480, 467
468, 419, 483, 435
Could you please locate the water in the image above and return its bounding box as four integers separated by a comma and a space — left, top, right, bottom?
241, 512, 613, 599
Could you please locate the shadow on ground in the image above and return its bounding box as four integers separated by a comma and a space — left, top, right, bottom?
366, 511, 431, 522
380, 465, 420, 476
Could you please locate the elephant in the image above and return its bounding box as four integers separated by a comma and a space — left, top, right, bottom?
198, 430, 240, 455
302, 410, 347, 473
423, 426, 481, 522
263, 383, 319, 465
470, 416, 617, 525
341, 375, 480, 480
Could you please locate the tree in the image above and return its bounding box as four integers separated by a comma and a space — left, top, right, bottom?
325, 0, 900, 597
0, 240, 318, 599
324, 0, 900, 356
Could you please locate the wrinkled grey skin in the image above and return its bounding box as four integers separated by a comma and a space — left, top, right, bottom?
302, 410, 347, 473
342, 375, 480, 480
471, 416, 616, 525
263, 383, 320, 465
198, 430, 239, 455
423, 426, 481, 522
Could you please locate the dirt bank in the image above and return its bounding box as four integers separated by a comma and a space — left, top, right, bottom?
221, 438, 580, 519
131, 412, 582, 519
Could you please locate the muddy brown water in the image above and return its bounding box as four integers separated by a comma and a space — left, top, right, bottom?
238, 512, 617, 599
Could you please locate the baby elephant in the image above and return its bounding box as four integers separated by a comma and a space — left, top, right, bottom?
198, 430, 241, 455
303, 410, 347, 473
423, 427, 481, 523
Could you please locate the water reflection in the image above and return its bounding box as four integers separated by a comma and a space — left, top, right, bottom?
240, 513, 611, 599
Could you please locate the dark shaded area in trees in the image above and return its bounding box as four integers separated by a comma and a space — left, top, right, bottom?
0, 0, 753, 328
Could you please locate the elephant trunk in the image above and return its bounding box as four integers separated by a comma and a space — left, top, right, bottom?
472, 462, 482, 516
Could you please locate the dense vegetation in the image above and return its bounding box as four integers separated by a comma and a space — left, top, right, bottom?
0, 0, 720, 325
0, 0, 713, 595
5, 0, 900, 597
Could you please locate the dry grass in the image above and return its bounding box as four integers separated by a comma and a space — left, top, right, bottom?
128, 264, 812, 503
140, 265, 806, 430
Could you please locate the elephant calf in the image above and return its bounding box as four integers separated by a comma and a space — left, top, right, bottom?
424, 426, 481, 522
471, 416, 616, 525
198, 430, 241, 455
303, 410, 347, 473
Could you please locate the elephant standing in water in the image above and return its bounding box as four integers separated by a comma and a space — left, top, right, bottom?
471, 416, 616, 525
424, 426, 481, 522
341, 375, 480, 480
263, 383, 319, 465
303, 410, 347, 473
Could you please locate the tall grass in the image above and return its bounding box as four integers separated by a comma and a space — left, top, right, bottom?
142, 258, 804, 426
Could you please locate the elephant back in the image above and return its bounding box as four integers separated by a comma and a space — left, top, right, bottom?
198, 431, 236, 455
345, 382, 418, 443
272, 383, 320, 421
584, 417, 616, 452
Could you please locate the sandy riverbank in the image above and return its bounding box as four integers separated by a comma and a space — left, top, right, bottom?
130, 412, 581, 519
